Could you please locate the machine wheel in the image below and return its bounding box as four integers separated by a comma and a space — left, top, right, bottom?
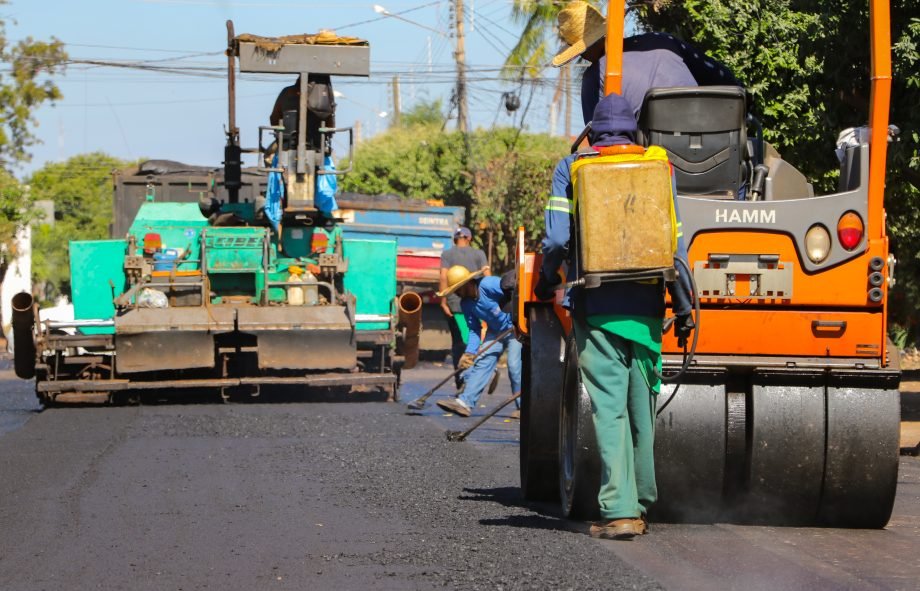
559, 336, 601, 521
652, 377, 729, 523
819, 384, 900, 528
520, 305, 564, 501
744, 374, 826, 524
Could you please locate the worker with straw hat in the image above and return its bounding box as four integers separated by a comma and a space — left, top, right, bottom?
439, 226, 490, 390
435, 266, 522, 419
552, 1, 740, 124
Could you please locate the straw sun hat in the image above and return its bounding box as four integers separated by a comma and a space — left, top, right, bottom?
552, 1, 606, 67
437, 266, 486, 298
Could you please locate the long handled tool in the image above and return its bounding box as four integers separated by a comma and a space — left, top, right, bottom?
406, 327, 514, 411
446, 392, 521, 442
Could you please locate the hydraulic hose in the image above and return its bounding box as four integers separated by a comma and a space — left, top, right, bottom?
657, 257, 701, 416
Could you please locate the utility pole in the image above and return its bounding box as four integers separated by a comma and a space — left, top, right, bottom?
453, 0, 468, 133
564, 63, 572, 139
551, 69, 565, 136
392, 75, 401, 128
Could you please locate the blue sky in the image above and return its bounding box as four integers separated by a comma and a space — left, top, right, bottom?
6, 0, 575, 178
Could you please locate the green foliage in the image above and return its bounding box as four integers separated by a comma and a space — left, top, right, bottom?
889, 322, 910, 350
0, 5, 65, 287
398, 98, 444, 128
341, 124, 473, 207
28, 153, 130, 303
470, 136, 568, 269
341, 125, 568, 270
503, 0, 581, 78
0, 1, 67, 165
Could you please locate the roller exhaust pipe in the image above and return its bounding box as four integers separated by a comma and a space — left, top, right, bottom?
11, 292, 36, 379
397, 291, 422, 370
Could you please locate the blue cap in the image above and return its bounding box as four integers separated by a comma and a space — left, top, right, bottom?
454, 226, 472, 240
590, 93, 637, 146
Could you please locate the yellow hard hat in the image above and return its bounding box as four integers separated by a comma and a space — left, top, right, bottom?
437, 265, 485, 298
288, 265, 304, 275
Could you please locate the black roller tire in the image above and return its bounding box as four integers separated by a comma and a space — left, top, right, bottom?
559, 336, 601, 521
520, 305, 564, 501
819, 385, 900, 528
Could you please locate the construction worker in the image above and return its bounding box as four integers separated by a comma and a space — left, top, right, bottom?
552, 1, 740, 123
439, 227, 490, 389
535, 92, 694, 540
269, 74, 336, 136
435, 266, 521, 419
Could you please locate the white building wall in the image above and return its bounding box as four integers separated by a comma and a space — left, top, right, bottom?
1, 225, 32, 352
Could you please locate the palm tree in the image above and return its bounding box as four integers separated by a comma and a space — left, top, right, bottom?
501, 0, 565, 79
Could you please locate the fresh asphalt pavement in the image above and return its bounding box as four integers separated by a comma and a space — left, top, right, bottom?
0, 357, 918, 590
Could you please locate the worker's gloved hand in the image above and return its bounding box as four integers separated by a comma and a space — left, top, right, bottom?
458, 353, 476, 370
534, 272, 560, 301
674, 313, 695, 344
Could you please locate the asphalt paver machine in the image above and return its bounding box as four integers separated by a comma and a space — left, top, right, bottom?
12, 24, 416, 404
516, 0, 900, 527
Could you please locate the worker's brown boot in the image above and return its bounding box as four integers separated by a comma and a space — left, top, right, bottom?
510, 409, 521, 419
436, 398, 472, 417
634, 515, 648, 535
589, 518, 639, 540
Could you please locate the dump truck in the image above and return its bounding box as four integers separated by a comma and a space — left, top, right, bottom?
516, 0, 900, 527
12, 23, 419, 404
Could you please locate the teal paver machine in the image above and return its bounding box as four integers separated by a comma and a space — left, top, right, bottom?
12, 23, 415, 404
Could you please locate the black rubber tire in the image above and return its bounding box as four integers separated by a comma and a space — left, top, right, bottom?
520, 305, 564, 501
744, 375, 826, 524
652, 377, 728, 523
819, 384, 900, 528
559, 336, 601, 521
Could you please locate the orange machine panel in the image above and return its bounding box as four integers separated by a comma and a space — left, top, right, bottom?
662, 308, 885, 358
515, 228, 571, 336
685, 232, 888, 308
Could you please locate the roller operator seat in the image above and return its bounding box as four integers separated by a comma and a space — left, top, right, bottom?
637, 86, 750, 199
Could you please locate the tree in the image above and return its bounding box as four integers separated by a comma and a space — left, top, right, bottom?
470, 144, 563, 269
0, 4, 66, 290
29, 153, 130, 303
502, 0, 572, 78
0, 2, 67, 165
341, 123, 568, 270
399, 98, 444, 128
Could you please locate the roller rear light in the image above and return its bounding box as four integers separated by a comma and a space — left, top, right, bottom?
837, 212, 864, 251
805, 225, 831, 263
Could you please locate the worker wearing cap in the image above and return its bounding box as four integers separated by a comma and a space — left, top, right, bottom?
439, 227, 490, 388
435, 267, 521, 418
552, 1, 740, 124
536, 92, 695, 540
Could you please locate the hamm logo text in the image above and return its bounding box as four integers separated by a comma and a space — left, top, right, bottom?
715, 208, 776, 224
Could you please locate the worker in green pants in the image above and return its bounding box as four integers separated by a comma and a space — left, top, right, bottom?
535, 92, 694, 539
576, 316, 661, 522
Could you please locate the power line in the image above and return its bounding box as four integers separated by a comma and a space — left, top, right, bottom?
64, 42, 217, 54
332, 0, 443, 31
